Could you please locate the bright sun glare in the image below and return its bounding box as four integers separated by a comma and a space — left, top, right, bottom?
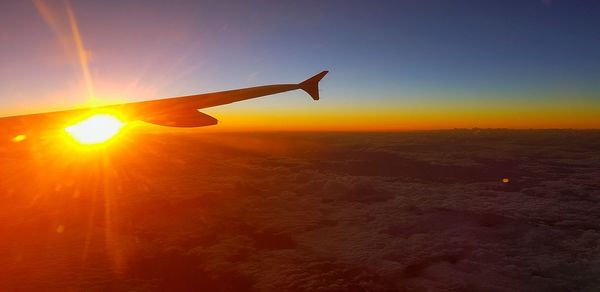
65, 114, 124, 145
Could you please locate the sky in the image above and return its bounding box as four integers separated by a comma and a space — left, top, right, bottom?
0, 0, 599, 130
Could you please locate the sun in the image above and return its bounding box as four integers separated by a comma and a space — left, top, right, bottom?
65, 114, 124, 145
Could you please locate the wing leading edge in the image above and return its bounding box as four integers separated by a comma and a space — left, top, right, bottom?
0, 71, 328, 137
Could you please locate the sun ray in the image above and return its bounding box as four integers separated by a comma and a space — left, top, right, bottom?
65, 2, 96, 104
34, 0, 97, 105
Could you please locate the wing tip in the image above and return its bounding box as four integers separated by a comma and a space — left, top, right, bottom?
300, 70, 329, 100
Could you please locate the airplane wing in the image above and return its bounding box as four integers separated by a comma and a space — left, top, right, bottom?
0, 71, 328, 140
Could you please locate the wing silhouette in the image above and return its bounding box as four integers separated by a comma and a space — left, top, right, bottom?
0, 71, 328, 139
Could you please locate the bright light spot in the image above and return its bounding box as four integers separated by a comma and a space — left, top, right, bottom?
12, 134, 27, 143
65, 114, 124, 145
56, 225, 65, 233
502, 178, 510, 183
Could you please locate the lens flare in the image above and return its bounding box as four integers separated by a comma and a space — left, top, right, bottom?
65, 114, 124, 145
12, 134, 27, 143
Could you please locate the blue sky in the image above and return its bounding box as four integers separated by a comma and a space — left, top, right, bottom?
0, 0, 598, 128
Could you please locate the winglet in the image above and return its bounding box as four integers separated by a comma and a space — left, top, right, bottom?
299, 71, 328, 100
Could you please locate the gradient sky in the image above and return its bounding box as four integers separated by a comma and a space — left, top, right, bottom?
0, 0, 599, 130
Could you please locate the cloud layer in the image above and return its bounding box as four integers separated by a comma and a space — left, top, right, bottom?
0, 130, 599, 291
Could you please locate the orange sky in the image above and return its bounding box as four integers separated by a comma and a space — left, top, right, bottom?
199, 99, 600, 131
